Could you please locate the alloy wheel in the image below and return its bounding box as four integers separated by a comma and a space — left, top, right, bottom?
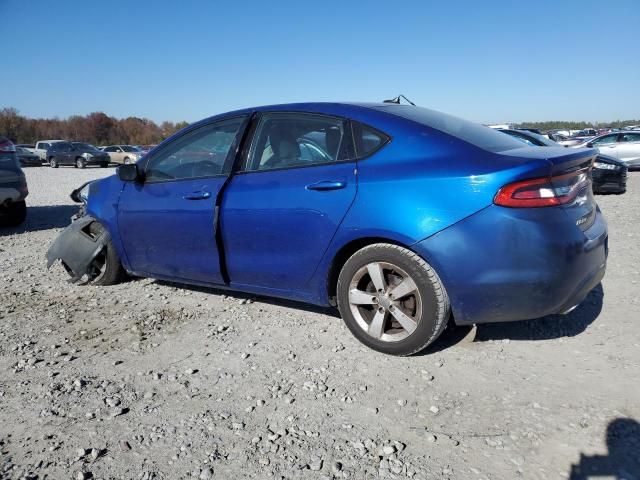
348, 262, 422, 342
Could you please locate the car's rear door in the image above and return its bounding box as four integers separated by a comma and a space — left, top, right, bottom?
220, 112, 357, 293
117, 115, 248, 284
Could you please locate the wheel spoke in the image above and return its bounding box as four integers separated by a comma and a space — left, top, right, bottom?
368, 309, 386, 339
389, 306, 418, 334
366, 263, 387, 292
349, 289, 377, 305
389, 277, 417, 300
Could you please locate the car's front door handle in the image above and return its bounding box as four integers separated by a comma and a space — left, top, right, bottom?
305, 180, 347, 191
183, 191, 211, 200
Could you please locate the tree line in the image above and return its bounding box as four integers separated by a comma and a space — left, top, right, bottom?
0, 107, 190, 146
3, 107, 639, 145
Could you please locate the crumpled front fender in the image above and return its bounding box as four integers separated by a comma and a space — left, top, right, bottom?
46, 216, 109, 282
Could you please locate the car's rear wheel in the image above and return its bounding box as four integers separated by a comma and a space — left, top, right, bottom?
123, 157, 131, 164
100, 162, 109, 168
337, 244, 450, 356
76, 157, 86, 169
0, 200, 27, 227
49, 157, 58, 168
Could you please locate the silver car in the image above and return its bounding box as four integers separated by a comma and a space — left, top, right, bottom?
572, 132, 640, 170
102, 145, 145, 164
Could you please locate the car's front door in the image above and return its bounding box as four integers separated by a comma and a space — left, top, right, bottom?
590, 133, 620, 158
617, 132, 640, 162
117, 116, 248, 284
221, 112, 357, 293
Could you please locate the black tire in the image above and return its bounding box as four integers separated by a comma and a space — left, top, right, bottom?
100, 162, 109, 168
49, 157, 58, 168
0, 200, 27, 227
80, 222, 125, 286
76, 157, 86, 169
123, 157, 131, 164
337, 243, 450, 356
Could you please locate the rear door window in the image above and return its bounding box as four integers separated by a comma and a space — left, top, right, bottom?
245, 113, 355, 172
621, 133, 640, 143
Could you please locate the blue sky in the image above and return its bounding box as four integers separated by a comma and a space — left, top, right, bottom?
2, 0, 639, 124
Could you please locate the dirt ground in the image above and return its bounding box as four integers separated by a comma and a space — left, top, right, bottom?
1, 166, 639, 480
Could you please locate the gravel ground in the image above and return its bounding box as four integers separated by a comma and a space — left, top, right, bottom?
1, 166, 639, 480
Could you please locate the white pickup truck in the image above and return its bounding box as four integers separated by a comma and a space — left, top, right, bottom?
33, 139, 64, 161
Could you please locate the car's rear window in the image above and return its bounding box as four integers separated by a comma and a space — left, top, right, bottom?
378, 105, 525, 153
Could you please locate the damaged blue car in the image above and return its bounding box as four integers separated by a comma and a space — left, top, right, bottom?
47, 103, 607, 355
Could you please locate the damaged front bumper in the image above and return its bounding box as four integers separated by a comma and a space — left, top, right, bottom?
46, 216, 109, 282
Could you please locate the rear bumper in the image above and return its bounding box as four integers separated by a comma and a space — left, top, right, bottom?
413, 204, 608, 325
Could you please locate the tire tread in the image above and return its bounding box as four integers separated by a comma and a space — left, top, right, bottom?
337, 243, 450, 356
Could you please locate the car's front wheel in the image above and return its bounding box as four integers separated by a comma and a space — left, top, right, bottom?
337, 244, 450, 356
71, 222, 125, 286
49, 157, 58, 168
76, 157, 86, 169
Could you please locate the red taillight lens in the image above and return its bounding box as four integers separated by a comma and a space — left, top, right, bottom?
0, 139, 16, 153
494, 169, 590, 208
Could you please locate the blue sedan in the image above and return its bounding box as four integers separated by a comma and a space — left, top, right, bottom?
47, 103, 607, 356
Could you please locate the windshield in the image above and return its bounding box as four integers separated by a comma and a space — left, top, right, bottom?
121, 145, 142, 152
377, 105, 525, 153
73, 143, 100, 151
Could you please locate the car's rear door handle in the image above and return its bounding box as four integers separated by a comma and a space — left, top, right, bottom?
305, 180, 346, 191
183, 191, 211, 200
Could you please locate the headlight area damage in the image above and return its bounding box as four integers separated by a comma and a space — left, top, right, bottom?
46, 216, 110, 283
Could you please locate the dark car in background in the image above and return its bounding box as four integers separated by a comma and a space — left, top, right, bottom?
0, 137, 28, 227
16, 146, 43, 167
47, 142, 111, 168
591, 154, 628, 194
498, 128, 627, 194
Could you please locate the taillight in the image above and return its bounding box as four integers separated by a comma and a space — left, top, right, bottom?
494, 169, 590, 208
0, 139, 16, 153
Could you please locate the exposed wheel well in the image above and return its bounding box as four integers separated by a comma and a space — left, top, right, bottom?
326, 237, 409, 305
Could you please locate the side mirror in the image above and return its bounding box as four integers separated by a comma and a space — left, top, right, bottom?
586, 143, 593, 148
117, 163, 139, 182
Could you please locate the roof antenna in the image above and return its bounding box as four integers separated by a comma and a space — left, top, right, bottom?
383, 94, 416, 106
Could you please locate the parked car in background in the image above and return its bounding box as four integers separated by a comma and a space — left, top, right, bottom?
47, 102, 607, 356
575, 128, 597, 137
15, 144, 35, 152
591, 155, 627, 194
572, 132, 640, 170
34, 140, 64, 161
15, 147, 43, 167
102, 145, 145, 164
0, 137, 28, 227
499, 128, 627, 194
47, 142, 111, 168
